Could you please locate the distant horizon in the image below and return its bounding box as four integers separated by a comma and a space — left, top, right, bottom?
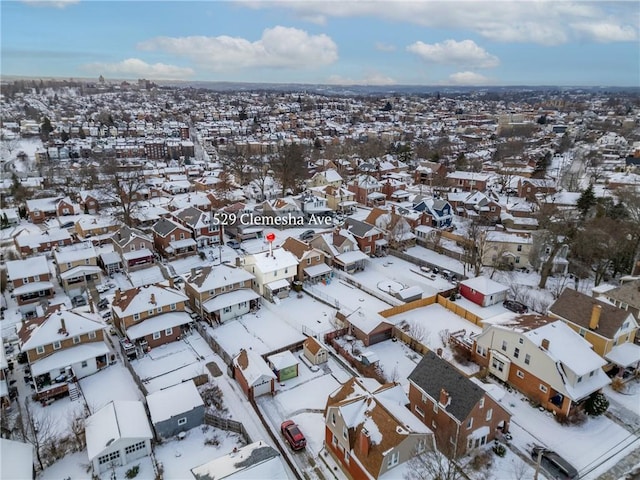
2, 1, 638, 87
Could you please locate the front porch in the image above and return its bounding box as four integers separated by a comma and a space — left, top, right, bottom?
165, 238, 198, 259
11, 282, 55, 305
265, 278, 291, 303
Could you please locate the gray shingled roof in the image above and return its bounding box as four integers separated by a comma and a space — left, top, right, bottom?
408, 351, 484, 421
151, 218, 182, 237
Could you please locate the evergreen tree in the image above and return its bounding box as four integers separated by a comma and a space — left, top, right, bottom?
584, 391, 609, 416
40, 117, 53, 140
577, 184, 596, 217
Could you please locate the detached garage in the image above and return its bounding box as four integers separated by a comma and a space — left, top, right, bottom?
146, 381, 205, 439
85, 401, 153, 474
233, 349, 276, 400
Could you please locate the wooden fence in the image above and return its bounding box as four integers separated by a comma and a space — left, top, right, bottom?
378, 295, 438, 318
323, 331, 387, 384
436, 295, 483, 326
392, 327, 432, 356
194, 322, 234, 367
120, 345, 148, 396
204, 413, 252, 445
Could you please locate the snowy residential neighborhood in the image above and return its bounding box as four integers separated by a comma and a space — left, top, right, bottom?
0, 78, 639, 480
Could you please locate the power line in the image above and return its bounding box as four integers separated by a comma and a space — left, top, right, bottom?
577, 427, 640, 479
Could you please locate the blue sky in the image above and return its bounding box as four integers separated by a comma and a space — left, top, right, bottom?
2, 0, 639, 86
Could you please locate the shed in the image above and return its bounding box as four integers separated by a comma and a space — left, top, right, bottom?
233, 349, 276, 400
303, 336, 329, 365
459, 276, 509, 307
85, 401, 153, 473
267, 350, 299, 382
146, 381, 205, 439
395, 286, 423, 303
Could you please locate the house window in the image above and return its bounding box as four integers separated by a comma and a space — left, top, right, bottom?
476, 345, 486, 357
178, 417, 187, 426
170, 303, 176, 311
148, 309, 154, 316
524, 354, 531, 365
165, 328, 173, 336
491, 358, 504, 372
467, 418, 473, 430
223, 306, 232, 314
343, 427, 348, 439
433, 403, 438, 413
579, 328, 586, 337
514, 347, 520, 359
432, 420, 437, 429
98, 451, 120, 465
157, 306, 162, 313
479, 398, 484, 409
73, 336, 80, 344
67, 262, 72, 269
89, 331, 96, 339
517, 245, 522, 252
577, 376, 582, 383
221, 285, 226, 292
307, 258, 311, 265
415, 405, 425, 418
417, 438, 426, 453
124, 441, 146, 455
133, 313, 140, 321
34, 275, 40, 282
387, 451, 399, 468
501, 340, 507, 351
180, 233, 185, 240
36, 345, 45, 354
153, 331, 161, 340
539, 384, 548, 393
344, 450, 350, 464
518, 338, 524, 344
332, 433, 338, 447
85, 258, 90, 265
140, 243, 144, 249
53, 341, 61, 350
274, 270, 278, 277
81, 360, 88, 368
421, 393, 427, 403
130, 244, 136, 251
331, 412, 336, 425
516, 370, 525, 379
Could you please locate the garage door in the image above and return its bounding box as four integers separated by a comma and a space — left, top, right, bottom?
369, 329, 392, 345
252, 377, 272, 397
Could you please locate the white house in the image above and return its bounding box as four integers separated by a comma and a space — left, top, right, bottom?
85, 401, 153, 473
242, 248, 298, 302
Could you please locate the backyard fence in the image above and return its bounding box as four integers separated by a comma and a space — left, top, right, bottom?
120, 345, 148, 396
204, 413, 252, 445
194, 321, 234, 367
436, 295, 483, 326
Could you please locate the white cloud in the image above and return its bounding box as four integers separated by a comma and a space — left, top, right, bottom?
82, 58, 194, 80
447, 71, 490, 85
327, 72, 397, 86
571, 22, 638, 42
244, 1, 638, 45
375, 42, 396, 52
137, 26, 338, 71
21, 0, 79, 7
407, 39, 499, 68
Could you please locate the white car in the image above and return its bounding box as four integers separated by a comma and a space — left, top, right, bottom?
96, 284, 109, 293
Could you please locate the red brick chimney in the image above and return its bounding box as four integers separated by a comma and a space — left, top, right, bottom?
358, 429, 370, 457
589, 304, 602, 330
150, 293, 156, 305
439, 388, 450, 408
114, 289, 121, 304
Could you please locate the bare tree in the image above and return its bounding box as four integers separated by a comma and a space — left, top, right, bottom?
100, 158, 147, 227
20, 403, 58, 470
68, 409, 87, 452
404, 445, 463, 480
248, 155, 272, 201
222, 150, 250, 186
462, 218, 490, 277
270, 144, 307, 195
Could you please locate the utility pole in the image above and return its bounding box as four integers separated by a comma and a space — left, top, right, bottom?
533, 448, 543, 480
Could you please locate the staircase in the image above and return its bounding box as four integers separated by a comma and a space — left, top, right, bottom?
67, 381, 81, 402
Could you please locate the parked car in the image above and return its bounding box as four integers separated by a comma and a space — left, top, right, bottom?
503, 299, 528, 314
227, 240, 242, 249
531, 447, 578, 480
298, 230, 315, 241
281, 420, 306, 451
102, 311, 112, 320
72, 295, 87, 307
97, 298, 109, 310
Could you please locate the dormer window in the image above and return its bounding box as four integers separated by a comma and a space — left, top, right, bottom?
53, 341, 61, 350
73, 336, 80, 344
36, 345, 45, 354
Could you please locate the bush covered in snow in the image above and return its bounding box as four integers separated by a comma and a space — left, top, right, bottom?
585, 392, 609, 416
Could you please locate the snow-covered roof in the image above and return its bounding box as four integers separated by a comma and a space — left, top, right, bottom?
0, 439, 33, 480
191, 441, 286, 480
233, 349, 276, 386
15, 228, 72, 248
460, 275, 509, 296
31, 341, 110, 377
267, 350, 299, 371
112, 284, 188, 317
86, 401, 153, 461
53, 242, 97, 264
335, 250, 369, 264
12, 281, 54, 296
202, 289, 260, 313
146, 380, 204, 424
20, 308, 106, 351
122, 248, 154, 261
604, 342, 640, 368
60, 265, 102, 280
6, 255, 49, 281
126, 311, 191, 340
245, 248, 298, 274
187, 264, 255, 292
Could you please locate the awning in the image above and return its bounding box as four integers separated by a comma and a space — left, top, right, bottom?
122, 248, 154, 260
338, 201, 358, 207
169, 238, 197, 250
367, 192, 386, 199
605, 343, 640, 368
12, 281, 54, 296
375, 239, 388, 247
335, 250, 369, 265
31, 342, 110, 376
266, 278, 291, 291
60, 266, 102, 280
126, 311, 191, 340
203, 289, 260, 313
304, 263, 333, 278
490, 350, 511, 364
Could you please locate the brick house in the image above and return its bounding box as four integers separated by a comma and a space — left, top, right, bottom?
75, 216, 120, 245
112, 226, 156, 272
517, 178, 556, 202
184, 265, 258, 324
280, 237, 332, 283
408, 351, 511, 458
446, 171, 491, 192
56, 197, 77, 217
111, 284, 190, 352
472, 316, 611, 418
151, 218, 197, 259
17, 306, 109, 400
310, 229, 369, 274
14, 228, 74, 258
171, 206, 222, 248
6, 256, 54, 306
364, 207, 415, 250
347, 174, 385, 207
343, 218, 386, 257
325, 377, 433, 479
309, 185, 357, 214
25, 197, 60, 224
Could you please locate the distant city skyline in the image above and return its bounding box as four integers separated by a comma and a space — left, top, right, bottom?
1, 0, 639, 87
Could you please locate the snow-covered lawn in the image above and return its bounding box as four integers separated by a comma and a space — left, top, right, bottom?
40, 449, 155, 480
309, 277, 393, 313
276, 371, 341, 412
404, 245, 466, 276
461, 445, 538, 480
367, 256, 457, 297
452, 295, 514, 321
155, 425, 244, 480
128, 265, 164, 287
502, 387, 639, 479
209, 307, 306, 358
264, 292, 337, 337
132, 331, 216, 394
80, 362, 143, 412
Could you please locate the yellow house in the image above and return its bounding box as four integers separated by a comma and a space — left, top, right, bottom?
548, 288, 639, 365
